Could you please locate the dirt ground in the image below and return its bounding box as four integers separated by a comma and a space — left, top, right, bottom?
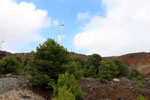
79, 78, 150, 100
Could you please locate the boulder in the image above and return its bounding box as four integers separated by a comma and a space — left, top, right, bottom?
113, 78, 120, 82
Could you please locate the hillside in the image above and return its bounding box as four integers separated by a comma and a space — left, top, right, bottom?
0, 50, 150, 100
1, 50, 150, 77
104, 52, 150, 77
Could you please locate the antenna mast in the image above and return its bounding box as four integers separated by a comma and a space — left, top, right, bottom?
60, 21, 64, 46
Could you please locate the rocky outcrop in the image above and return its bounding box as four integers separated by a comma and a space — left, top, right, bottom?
0, 51, 12, 59
0, 89, 45, 100
0, 75, 27, 94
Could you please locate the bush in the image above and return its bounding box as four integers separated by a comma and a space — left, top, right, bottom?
113, 59, 129, 77
29, 39, 69, 88
64, 62, 84, 80
52, 85, 75, 100
71, 56, 85, 67
136, 83, 145, 88
29, 72, 54, 88
98, 61, 119, 80
129, 69, 144, 80
136, 95, 147, 100
85, 65, 97, 78
53, 72, 83, 100
85, 54, 102, 77
23, 58, 32, 72
0, 56, 22, 74
24, 58, 31, 66
87, 54, 102, 68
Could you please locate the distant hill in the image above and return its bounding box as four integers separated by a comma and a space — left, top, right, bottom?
0, 50, 150, 77
104, 52, 150, 77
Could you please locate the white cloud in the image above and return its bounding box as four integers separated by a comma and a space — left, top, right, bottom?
77, 12, 91, 21
52, 20, 59, 26
74, 0, 150, 56
0, 0, 50, 52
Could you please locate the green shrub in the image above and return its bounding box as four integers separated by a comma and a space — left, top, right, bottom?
85, 65, 97, 78
0, 56, 22, 74
85, 54, 102, 77
71, 56, 85, 67
53, 72, 83, 100
29, 72, 54, 88
64, 62, 84, 80
129, 69, 144, 80
136, 95, 147, 100
113, 59, 129, 77
52, 85, 75, 100
23, 58, 32, 72
86, 54, 102, 68
24, 64, 31, 72
98, 61, 119, 80
136, 83, 145, 88
29, 39, 69, 88
24, 58, 31, 66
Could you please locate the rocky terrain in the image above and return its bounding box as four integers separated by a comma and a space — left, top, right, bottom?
0, 74, 48, 100
1, 50, 150, 100
0, 74, 150, 100
79, 78, 150, 100
0, 89, 45, 100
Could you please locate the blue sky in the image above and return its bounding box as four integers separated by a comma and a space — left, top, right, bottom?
17, 0, 105, 54
1, 0, 150, 56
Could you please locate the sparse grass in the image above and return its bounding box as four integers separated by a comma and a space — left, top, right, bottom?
136, 83, 145, 88
136, 95, 147, 100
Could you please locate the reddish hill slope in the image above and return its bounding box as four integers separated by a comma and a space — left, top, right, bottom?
0, 50, 150, 77
104, 52, 150, 77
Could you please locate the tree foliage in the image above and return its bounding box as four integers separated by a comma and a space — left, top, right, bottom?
52, 85, 75, 100
85, 54, 102, 77
29, 39, 69, 88
71, 56, 86, 67
129, 69, 144, 80
87, 54, 102, 68
85, 65, 97, 78
113, 59, 129, 77
99, 61, 119, 80
53, 72, 83, 100
24, 58, 31, 66
64, 61, 84, 80
0, 56, 22, 74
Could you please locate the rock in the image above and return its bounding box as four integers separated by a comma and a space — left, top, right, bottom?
21, 93, 31, 98
5, 73, 12, 77
16, 88, 21, 91
0, 89, 45, 100
84, 93, 88, 97
85, 78, 95, 82
100, 79, 109, 84
113, 78, 120, 82
145, 78, 150, 81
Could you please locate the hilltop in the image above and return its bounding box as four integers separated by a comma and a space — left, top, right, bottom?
0, 50, 150, 77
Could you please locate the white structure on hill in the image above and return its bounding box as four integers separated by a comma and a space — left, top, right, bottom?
60, 21, 64, 46
0, 41, 4, 50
